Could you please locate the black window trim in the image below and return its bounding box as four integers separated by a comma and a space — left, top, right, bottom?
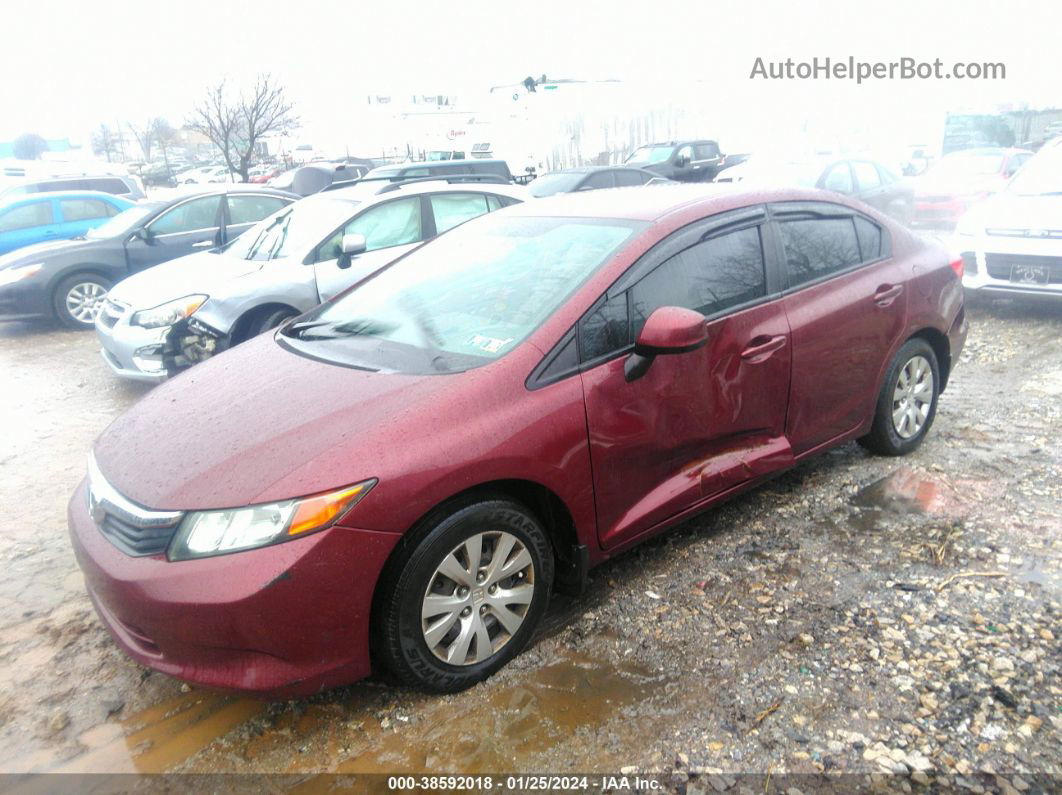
767, 200, 891, 294
527, 203, 782, 390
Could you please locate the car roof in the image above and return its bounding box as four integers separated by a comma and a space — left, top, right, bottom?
324, 180, 527, 203
501, 183, 846, 222
367, 160, 510, 175
0, 189, 132, 207
544, 166, 654, 175
6, 173, 133, 184
151, 185, 298, 204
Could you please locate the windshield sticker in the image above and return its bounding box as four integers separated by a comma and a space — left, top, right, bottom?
466, 334, 514, 354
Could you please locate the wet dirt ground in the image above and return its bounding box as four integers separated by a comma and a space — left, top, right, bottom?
0, 295, 1058, 790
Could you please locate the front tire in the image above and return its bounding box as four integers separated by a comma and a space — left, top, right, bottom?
53, 274, 111, 329
859, 338, 940, 456
247, 306, 298, 337
375, 497, 554, 693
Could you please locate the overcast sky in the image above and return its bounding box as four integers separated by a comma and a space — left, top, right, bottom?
1, 0, 1058, 145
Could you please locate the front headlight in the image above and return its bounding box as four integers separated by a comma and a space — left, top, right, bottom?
0, 262, 44, 286
131, 294, 208, 329
167, 479, 376, 561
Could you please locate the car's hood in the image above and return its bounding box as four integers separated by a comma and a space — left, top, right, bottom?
108, 251, 270, 308
92, 333, 464, 510
960, 192, 1062, 231
0, 236, 102, 268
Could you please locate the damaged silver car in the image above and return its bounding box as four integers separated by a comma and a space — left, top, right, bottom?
94, 178, 526, 382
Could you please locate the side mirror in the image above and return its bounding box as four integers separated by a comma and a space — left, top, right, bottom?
134, 227, 153, 244
624, 306, 708, 382
675, 154, 691, 168
336, 233, 367, 269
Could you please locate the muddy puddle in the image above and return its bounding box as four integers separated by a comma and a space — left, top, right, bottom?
852, 467, 964, 518
24, 646, 669, 776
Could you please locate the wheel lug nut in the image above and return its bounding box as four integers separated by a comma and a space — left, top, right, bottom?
458, 587, 469, 597
479, 605, 488, 614
476, 572, 486, 584
488, 584, 497, 594
461, 607, 471, 617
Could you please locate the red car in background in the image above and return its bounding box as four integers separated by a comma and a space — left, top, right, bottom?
68, 185, 967, 697
913, 147, 1032, 226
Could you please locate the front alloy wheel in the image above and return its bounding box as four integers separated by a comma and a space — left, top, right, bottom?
421, 530, 535, 665
375, 497, 553, 692
53, 274, 112, 329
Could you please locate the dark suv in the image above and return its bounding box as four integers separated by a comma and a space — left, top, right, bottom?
624, 140, 725, 182
364, 159, 515, 183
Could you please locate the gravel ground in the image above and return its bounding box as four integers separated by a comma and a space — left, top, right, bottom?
0, 295, 1058, 791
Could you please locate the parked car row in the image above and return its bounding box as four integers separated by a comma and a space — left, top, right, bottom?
68, 181, 968, 697
0, 186, 295, 326
96, 179, 524, 381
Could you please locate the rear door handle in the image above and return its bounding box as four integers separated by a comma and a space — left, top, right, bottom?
741, 334, 787, 363
874, 284, 903, 307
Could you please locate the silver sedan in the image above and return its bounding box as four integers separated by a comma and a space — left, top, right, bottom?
95, 180, 526, 382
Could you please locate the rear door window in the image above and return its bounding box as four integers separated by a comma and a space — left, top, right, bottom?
581, 171, 614, 190
777, 217, 862, 287
59, 198, 115, 222
84, 177, 131, 195
226, 195, 289, 225
613, 169, 648, 187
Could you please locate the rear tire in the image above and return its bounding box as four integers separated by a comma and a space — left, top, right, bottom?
52, 274, 111, 329
858, 338, 940, 456
374, 497, 554, 693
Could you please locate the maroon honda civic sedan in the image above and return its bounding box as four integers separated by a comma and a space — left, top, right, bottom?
68, 185, 968, 697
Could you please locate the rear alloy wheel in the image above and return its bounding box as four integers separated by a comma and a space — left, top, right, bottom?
375, 498, 553, 692
53, 274, 111, 329
859, 338, 940, 456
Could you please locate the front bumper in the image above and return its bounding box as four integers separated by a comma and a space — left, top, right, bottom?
68, 479, 401, 698
95, 300, 171, 382
0, 279, 50, 321
959, 236, 1062, 300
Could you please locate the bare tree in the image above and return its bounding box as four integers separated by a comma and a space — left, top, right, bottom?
188, 74, 298, 182
127, 119, 157, 162
13, 133, 48, 160
152, 118, 178, 173
91, 124, 118, 162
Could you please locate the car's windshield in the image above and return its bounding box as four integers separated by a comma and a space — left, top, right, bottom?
931, 151, 1005, 177
223, 197, 360, 261
625, 145, 674, 165
283, 213, 644, 371
1007, 146, 1062, 196
527, 172, 586, 198
86, 205, 159, 239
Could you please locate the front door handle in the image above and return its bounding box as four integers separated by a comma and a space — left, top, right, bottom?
192, 240, 214, 248
874, 284, 903, 307
741, 334, 787, 363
